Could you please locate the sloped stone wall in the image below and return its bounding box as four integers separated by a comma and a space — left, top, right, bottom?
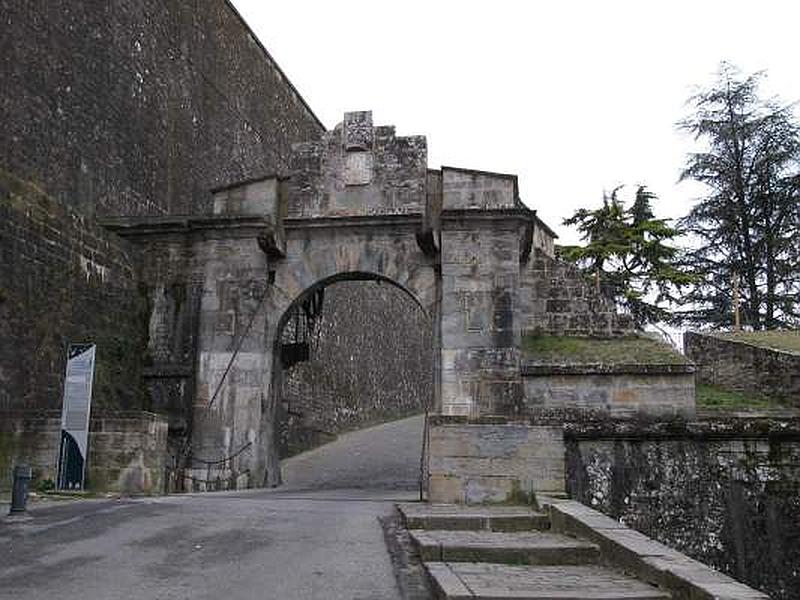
1, 0, 323, 217
685, 331, 800, 406
0, 171, 147, 412
520, 251, 634, 337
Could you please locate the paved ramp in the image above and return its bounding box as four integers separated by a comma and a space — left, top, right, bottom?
281, 413, 425, 493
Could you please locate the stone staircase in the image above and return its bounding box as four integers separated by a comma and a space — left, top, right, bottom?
397, 501, 769, 600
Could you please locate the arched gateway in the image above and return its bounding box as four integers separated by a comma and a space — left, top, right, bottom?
110, 112, 684, 503
188, 110, 546, 491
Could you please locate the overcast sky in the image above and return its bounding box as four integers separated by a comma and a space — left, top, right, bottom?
232, 0, 800, 245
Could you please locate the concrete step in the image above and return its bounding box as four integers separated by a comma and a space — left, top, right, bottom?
410, 530, 600, 565
398, 502, 550, 532
426, 562, 671, 599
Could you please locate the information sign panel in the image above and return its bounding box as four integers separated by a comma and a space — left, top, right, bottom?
57, 343, 96, 490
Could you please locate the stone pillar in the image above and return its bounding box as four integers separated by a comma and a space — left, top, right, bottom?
189, 178, 280, 489
438, 168, 524, 417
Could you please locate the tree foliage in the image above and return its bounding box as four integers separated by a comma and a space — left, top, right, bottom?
560, 185, 690, 329
676, 63, 800, 329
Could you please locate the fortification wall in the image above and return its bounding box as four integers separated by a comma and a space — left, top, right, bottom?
0, 171, 147, 412
566, 416, 800, 600
519, 251, 634, 337
685, 331, 800, 406
1, 0, 323, 218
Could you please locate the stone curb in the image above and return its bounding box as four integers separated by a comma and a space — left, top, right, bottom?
539, 496, 770, 600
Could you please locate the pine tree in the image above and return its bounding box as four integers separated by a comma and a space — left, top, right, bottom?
676, 63, 800, 329
561, 186, 689, 329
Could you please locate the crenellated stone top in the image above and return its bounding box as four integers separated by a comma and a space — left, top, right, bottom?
288, 111, 428, 219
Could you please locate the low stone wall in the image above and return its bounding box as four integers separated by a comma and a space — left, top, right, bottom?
428, 417, 565, 504
685, 330, 800, 406
523, 364, 695, 417
0, 410, 168, 495
565, 414, 800, 600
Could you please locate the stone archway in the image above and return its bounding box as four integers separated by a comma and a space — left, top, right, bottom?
263, 271, 435, 486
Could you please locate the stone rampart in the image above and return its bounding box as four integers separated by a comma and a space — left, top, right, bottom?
685, 331, 800, 406
1, 0, 323, 217
0, 171, 147, 413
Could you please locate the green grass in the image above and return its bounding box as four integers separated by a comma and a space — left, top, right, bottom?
714, 330, 800, 354
522, 334, 689, 365
695, 384, 787, 410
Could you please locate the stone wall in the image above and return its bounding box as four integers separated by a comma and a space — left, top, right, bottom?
0, 170, 147, 412
523, 365, 696, 417
0, 410, 168, 494
428, 416, 565, 504
685, 331, 800, 406
289, 111, 426, 218
278, 281, 433, 457
520, 251, 634, 337
1, 0, 323, 218
565, 416, 800, 600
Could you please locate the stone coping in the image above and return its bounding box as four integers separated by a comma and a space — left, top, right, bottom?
521, 362, 695, 376
538, 496, 769, 600
701, 330, 800, 357
101, 214, 269, 236
429, 412, 800, 439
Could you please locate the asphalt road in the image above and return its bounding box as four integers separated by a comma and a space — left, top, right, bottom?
0, 414, 426, 600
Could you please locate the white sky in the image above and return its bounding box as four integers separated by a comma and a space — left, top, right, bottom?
232, 0, 800, 245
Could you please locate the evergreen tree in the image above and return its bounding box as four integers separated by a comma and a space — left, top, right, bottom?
561, 186, 689, 329
676, 63, 800, 329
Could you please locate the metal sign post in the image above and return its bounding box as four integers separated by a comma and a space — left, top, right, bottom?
56, 343, 96, 491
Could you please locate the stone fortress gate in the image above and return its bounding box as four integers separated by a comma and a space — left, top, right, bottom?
108, 110, 692, 502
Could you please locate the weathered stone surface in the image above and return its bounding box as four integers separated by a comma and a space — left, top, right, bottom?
0, 171, 147, 414
0, 410, 167, 494
565, 418, 800, 599
288, 111, 427, 218
523, 371, 696, 417
544, 497, 771, 599
686, 330, 800, 407
429, 423, 565, 503
397, 503, 550, 532
1, 0, 323, 218
425, 562, 671, 599
519, 252, 634, 337
411, 529, 600, 564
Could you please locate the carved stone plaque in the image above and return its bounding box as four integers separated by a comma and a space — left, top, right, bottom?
345, 151, 373, 186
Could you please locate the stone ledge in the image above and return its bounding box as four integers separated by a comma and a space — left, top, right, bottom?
564, 414, 800, 440
101, 214, 270, 236
539, 496, 769, 600
430, 411, 800, 439
521, 362, 696, 376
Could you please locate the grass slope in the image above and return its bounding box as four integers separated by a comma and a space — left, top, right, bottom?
522, 334, 688, 365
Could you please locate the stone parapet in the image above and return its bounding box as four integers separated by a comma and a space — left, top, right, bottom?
428, 420, 565, 504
